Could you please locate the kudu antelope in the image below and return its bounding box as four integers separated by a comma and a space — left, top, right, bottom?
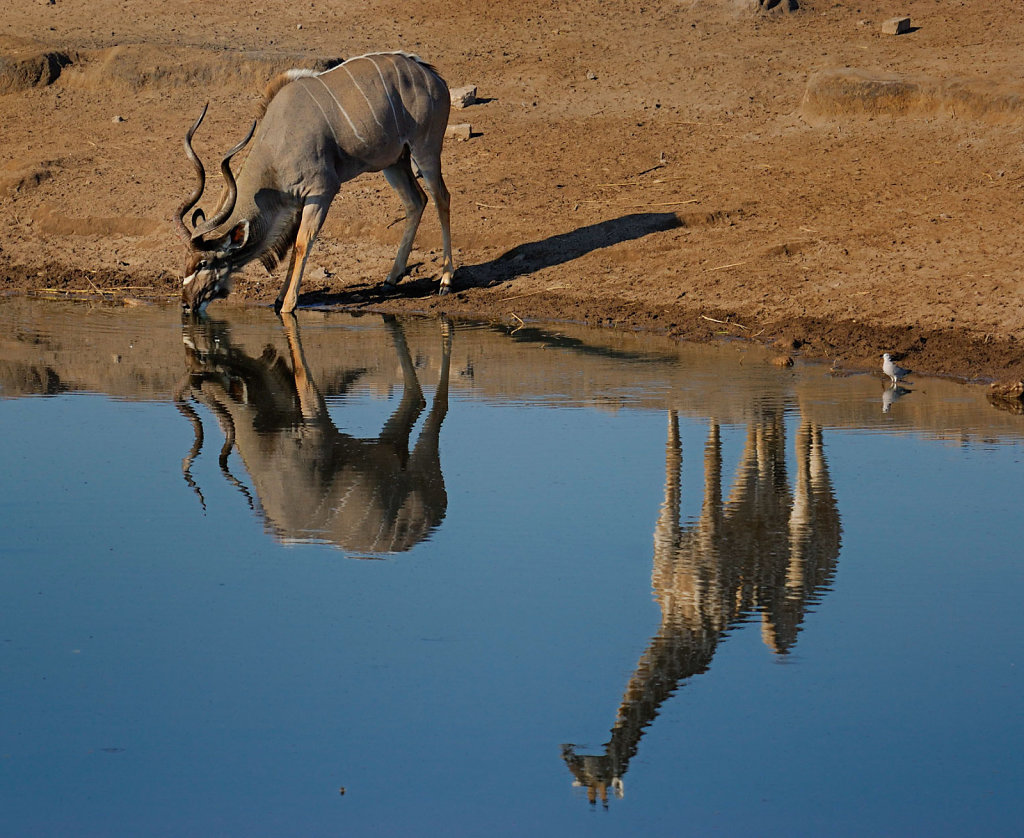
173, 314, 451, 553
175, 52, 454, 314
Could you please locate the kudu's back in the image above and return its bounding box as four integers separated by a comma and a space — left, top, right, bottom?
243, 52, 450, 201
263, 53, 450, 172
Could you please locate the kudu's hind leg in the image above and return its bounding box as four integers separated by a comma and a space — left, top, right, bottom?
382, 150, 428, 289
276, 199, 330, 315
380, 315, 427, 454
412, 152, 454, 294
408, 318, 452, 475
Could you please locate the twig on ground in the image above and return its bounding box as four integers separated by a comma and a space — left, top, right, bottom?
32, 286, 164, 297
709, 261, 746, 271
35, 288, 109, 296
577, 198, 699, 209
502, 284, 567, 301
701, 314, 751, 331
595, 175, 694, 187
635, 163, 666, 177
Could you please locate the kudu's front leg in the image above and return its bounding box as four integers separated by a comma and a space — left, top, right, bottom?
276, 199, 330, 315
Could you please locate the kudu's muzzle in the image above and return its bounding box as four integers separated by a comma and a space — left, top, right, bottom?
181, 267, 231, 314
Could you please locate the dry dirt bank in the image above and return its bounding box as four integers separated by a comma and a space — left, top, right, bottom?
2, 0, 1024, 385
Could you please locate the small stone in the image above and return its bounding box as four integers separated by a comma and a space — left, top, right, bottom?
445, 123, 472, 141
881, 16, 911, 35
450, 85, 477, 109
112, 115, 124, 123
586, 69, 598, 81
989, 380, 1024, 400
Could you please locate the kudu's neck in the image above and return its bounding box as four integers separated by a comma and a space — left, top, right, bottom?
213, 145, 300, 270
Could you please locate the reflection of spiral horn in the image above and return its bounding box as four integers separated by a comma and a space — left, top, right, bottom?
174, 399, 207, 512
210, 399, 256, 513
182, 379, 258, 515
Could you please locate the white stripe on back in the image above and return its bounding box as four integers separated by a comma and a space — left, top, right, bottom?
298, 82, 342, 147
315, 74, 366, 144
340, 63, 384, 131
362, 55, 402, 136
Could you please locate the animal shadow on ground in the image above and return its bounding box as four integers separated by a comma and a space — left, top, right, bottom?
303, 212, 682, 306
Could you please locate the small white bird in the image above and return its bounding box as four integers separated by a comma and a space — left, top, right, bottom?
882, 353, 911, 386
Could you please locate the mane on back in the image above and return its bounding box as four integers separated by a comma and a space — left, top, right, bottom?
347, 50, 439, 75
258, 52, 442, 117
258, 68, 321, 118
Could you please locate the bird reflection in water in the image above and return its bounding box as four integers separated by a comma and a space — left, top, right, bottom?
173, 313, 451, 553
882, 384, 911, 414
563, 406, 841, 806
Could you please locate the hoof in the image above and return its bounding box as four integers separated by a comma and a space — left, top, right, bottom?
437, 284, 451, 296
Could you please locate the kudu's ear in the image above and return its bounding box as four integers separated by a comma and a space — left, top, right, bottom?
226, 220, 250, 251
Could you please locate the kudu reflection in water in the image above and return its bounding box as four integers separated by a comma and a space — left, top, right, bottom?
563, 407, 841, 806
174, 314, 451, 553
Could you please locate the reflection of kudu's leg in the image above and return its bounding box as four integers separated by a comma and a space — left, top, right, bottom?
654, 410, 682, 556
407, 318, 452, 476
654, 414, 725, 570
787, 421, 834, 594
700, 420, 723, 550
280, 313, 329, 421
380, 316, 427, 455
788, 420, 813, 590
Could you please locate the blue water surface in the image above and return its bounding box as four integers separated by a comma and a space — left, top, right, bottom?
0, 301, 1020, 836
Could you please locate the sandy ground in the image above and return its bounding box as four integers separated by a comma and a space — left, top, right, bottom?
3, 0, 1024, 384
